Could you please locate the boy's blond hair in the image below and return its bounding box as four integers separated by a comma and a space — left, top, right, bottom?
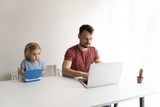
24, 42, 41, 60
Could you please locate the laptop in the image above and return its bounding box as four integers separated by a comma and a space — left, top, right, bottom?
78, 62, 124, 88
24, 69, 42, 82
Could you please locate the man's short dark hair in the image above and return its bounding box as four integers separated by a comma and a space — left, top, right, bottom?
79, 24, 94, 35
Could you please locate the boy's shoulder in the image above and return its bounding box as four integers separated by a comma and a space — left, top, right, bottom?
38, 60, 46, 66
21, 59, 31, 63
38, 60, 44, 63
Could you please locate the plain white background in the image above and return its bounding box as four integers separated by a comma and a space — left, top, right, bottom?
0, 0, 126, 80
1, 0, 160, 106
1, 0, 160, 81
0, 0, 111, 80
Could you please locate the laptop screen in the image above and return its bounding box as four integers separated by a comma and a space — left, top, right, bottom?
79, 62, 124, 88
24, 69, 42, 82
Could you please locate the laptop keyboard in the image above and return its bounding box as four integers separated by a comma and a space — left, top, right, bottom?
84, 80, 88, 85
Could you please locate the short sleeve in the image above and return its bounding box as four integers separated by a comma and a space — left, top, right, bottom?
64, 48, 74, 61
20, 60, 26, 69
41, 61, 46, 69
94, 48, 100, 60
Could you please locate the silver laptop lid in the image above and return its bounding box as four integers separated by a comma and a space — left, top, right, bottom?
87, 62, 124, 88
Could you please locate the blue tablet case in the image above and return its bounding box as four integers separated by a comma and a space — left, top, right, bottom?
24, 69, 42, 82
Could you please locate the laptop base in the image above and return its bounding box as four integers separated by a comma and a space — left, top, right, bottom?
25, 77, 41, 83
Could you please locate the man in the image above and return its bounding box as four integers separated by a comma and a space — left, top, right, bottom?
62, 24, 114, 107
62, 24, 102, 78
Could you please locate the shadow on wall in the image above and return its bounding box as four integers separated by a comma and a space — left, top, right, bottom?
0, 74, 11, 81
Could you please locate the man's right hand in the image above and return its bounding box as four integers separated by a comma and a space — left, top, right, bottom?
81, 72, 89, 78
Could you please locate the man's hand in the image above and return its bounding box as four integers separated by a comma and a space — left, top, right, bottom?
81, 72, 89, 78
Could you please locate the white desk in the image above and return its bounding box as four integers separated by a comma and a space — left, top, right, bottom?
0, 76, 160, 107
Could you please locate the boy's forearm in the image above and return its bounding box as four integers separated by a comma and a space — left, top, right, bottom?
42, 69, 46, 75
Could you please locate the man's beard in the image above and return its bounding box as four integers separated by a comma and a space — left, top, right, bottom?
80, 42, 89, 48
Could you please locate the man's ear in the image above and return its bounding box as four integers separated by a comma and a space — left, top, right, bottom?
78, 34, 80, 39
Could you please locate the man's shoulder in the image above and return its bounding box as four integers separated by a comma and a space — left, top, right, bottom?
89, 46, 97, 50
68, 44, 77, 49
67, 44, 78, 51
89, 46, 95, 48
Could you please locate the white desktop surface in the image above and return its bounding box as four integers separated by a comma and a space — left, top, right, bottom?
0, 76, 160, 107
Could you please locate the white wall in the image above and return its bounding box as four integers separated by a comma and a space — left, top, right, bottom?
1, 0, 160, 82
1, 0, 160, 107
0, 0, 113, 80
1, 0, 159, 82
